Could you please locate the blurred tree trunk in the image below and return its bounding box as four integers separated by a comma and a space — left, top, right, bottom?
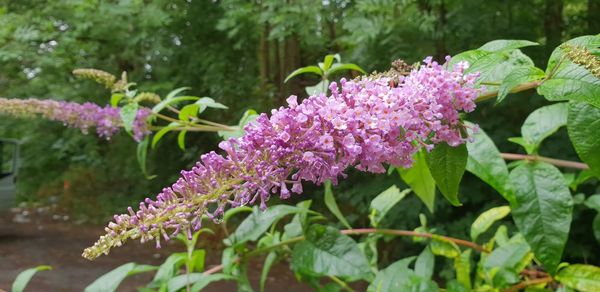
589, 0, 600, 34
258, 24, 270, 90
544, 0, 563, 58
434, 0, 448, 60
281, 34, 302, 103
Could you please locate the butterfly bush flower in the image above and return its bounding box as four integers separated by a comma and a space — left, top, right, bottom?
83, 57, 481, 260
0, 97, 151, 141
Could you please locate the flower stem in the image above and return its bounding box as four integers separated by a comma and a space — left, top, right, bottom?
475, 81, 541, 103
503, 277, 553, 292
500, 153, 589, 170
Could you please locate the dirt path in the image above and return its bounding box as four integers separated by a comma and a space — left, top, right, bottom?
0, 207, 309, 291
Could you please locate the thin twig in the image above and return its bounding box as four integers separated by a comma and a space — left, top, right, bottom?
501, 153, 589, 170
503, 277, 553, 292
475, 81, 541, 103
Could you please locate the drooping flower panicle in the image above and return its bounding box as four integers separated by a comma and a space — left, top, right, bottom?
0, 97, 151, 141
83, 57, 481, 260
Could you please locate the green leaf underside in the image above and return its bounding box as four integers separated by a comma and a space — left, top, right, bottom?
479, 39, 539, 52
230, 205, 303, 244
539, 35, 600, 108
521, 102, 568, 153
470, 206, 511, 241
426, 142, 468, 206
369, 185, 410, 227
291, 224, 370, 278
568, 101, 600, 178
85, 263, 157, 292
497, 66, 545, 103
284, 65, 323, 83
399, 150, 436, 212
120, 103, 138, 133
367, 257, 415, 292
12, 265, 52, 292
509, 162, 573, 274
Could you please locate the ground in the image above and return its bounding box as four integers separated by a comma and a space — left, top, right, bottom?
0, 206, 310, 291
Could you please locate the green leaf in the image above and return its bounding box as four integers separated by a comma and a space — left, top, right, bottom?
556, 264, 600, 292
426, 142, 468, 206
326, 63, 367, 76
190, 273, 235, 292
369, 185, 410, 227
465, 49, 535, 93
195, 97, 228, 111
12, 265, 52, 292
136, 136, 155, 179
165, 87, 191, 100
540, 68, 600, 107
291, 224, 371, 278
415, 246, 434, 279
260, 252, 277, 292
177, 130, 187, 150
585, 194, 600, 211
568, 101, 600, 178
471, 206, 511, 241
454, 250, 472, 290
545, 35, 600, 76
430, 235, 461, 258
223, 206, 253, 224
230, 205, 303, 244
190, 249, 206, 273
509, 162, 573, 274
484, 235, 531, 271
465, 123, 513, 202
152, 96, 200, 113
324, 180, 352, 229
398, 150, 436, 212
594, 214, 600, 244
367, 257, 416, 292
179, 104, 200, 121
120, 103, 138, 133
521, 103, 568, 153
322, 54, 335, 71
85, 263, 157, 292
151, 123, 180, 148
497, 66, 545, 103
110, 93, 125, 107
284, 65, 323, 83
479, 40, 539, 52
167, 273, 204, 292
152, 253, 186, 285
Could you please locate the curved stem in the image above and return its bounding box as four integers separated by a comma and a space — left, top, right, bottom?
501, 153, 589, 170
475, 81, 541, 103
503, 277, 553, 292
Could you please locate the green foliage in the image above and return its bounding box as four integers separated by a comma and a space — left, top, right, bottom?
291, 224, 371, 278
470, 206, 511, 241
426, 142, 468, 206
12, 265, 52, 292
324, 180, 352, 229
509, 162, 573, 274
519, 102, 568, 154
84, 263, 157, 292
398, 150, 436, 212
368, 185, 410, 227
568, 101, 600, 177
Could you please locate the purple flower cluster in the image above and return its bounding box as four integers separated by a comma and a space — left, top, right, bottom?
83, 57, 480, 260
0, 98, 151, 141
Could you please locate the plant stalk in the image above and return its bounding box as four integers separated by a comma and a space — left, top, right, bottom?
501, 153, 589, 170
